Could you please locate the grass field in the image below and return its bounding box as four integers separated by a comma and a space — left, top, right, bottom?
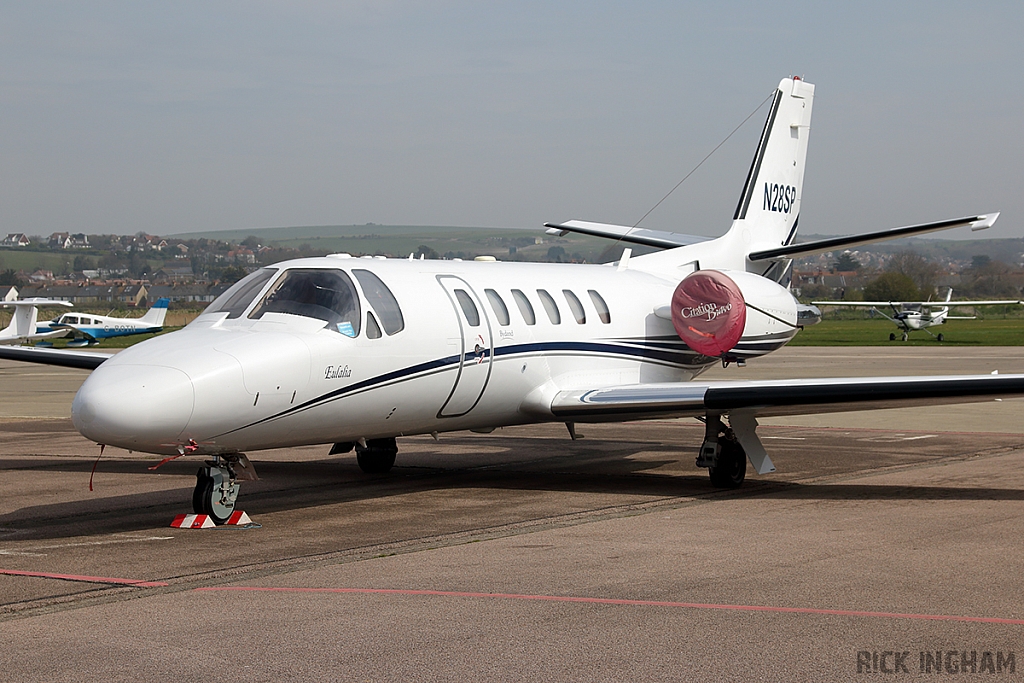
790, 318, 1024, 345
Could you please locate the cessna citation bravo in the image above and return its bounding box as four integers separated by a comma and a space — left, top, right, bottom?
2, 77, 1021, 524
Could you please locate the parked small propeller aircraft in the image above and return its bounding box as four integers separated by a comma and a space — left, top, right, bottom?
38, 298, 170, 346
0, 299, 73, 345
2, 76, 1023, 525
813, 289, 1022, 341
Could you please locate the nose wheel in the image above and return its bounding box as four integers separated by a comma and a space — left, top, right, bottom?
192, 454, 257, 524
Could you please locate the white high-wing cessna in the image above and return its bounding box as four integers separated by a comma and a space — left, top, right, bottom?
813, 289, 1022, 341
2, 77, 1023, 524
0, 299, 73, 345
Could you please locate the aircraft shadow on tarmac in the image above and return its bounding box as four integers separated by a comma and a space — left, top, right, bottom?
2, 433, 1023, 542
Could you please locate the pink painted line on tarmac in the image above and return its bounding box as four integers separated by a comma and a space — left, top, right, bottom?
194, 586, 1024, 626
0, 568, 168, 587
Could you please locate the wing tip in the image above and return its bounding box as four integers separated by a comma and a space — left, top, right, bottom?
971, 212, 1000, 231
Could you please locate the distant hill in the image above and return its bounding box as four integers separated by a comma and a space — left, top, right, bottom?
170, 223, 644, 262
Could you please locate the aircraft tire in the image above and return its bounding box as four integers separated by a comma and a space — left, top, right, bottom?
901, 333, 908, 342
937, 333, 944, 342
889, 333, 896, 341
356, 438, 398, 474
192, 468, 235, 524
708, 439, 746, 489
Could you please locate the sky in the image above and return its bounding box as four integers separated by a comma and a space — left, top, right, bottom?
1, 1, 1021, 239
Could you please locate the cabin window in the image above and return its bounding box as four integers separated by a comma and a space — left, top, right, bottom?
563, 290, 585, 324
454, 289, 480, 326
485, 289, 510, 326
64, 316, 79, 325
366, 312, 382, 339
511, 289, 535, 325
248, 268, 361, 337
205, 267, 277, 319
537, 289, 561, 324
588, 290, 611, 324
353, 269, 405, 335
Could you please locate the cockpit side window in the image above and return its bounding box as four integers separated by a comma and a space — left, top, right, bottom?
248, 268, 361, 337
353, 269, 405, 335
205, 268, 277, 319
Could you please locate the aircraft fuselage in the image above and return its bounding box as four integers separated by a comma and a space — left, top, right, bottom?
71, 256, 799, 456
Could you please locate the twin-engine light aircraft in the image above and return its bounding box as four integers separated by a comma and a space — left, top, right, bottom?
813, 289, 1022, 341
0, 299, 73, 345
39, 297, 170, 346
2, 76, 1023, 525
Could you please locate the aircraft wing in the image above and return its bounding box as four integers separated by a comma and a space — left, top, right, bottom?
749, 213, 998, 261
543, 220, 711, 249
813, 300, 1021, 307
550, 374, 1024, 422
50, 324, 97, 341
0, 299, 74, 308
0, 346, 111, 370
942, 300, 1022, 306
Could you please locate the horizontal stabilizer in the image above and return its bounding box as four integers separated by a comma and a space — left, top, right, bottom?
551, 374, 1024, 422
748, 213, 999, 261
543, 220, 710, 249
0, 346, 111, 370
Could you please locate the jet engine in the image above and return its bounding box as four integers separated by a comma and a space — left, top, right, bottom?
669, 269, 798, 356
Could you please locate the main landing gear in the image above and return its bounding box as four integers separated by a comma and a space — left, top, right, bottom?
695, 415, 747, 488
356, 437, 398, 474
330, 437, 398, 474
192, 454, 258, 525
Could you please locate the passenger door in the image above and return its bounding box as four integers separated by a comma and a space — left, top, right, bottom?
436, 275, 493, 417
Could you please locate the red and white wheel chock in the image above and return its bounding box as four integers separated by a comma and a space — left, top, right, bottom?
170, 510, 252, 528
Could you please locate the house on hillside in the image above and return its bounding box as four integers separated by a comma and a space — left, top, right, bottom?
69, 233, 89, 248
153, 265, 195, 283
0, 286, 18, 301
119, 284, 147, 307
48, 232, 72, 249
146, 283, 216, 304
2, 234, 31, 247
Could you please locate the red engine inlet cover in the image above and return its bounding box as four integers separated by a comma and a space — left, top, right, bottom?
670, 270, 746, 356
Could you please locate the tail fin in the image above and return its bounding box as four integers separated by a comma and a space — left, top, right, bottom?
11, 304, 40, 339
139, 298, 169, 326
728, 77, 814, 265
0, 301, 43, 340
945, 288, 953, 303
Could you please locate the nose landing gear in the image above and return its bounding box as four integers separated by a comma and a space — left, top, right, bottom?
192, 454, 258, 525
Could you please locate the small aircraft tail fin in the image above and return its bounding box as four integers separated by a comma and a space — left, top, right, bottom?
139, 298, 169, 326
727, 77, 814, 263
9, 304, 39, 340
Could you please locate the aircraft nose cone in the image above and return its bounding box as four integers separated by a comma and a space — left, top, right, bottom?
72, 364, 195, 449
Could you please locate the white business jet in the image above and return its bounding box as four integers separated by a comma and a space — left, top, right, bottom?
2, 77, 1021, 525
0, 299, 73, 345
813, 289, 1021, 341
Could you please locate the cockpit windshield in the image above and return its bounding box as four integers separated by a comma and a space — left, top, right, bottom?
249, 268, 362, 336
205, 268, 277, 319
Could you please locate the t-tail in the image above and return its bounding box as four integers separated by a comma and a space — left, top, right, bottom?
727, 77, 814, 279
139, 298, 170, 326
